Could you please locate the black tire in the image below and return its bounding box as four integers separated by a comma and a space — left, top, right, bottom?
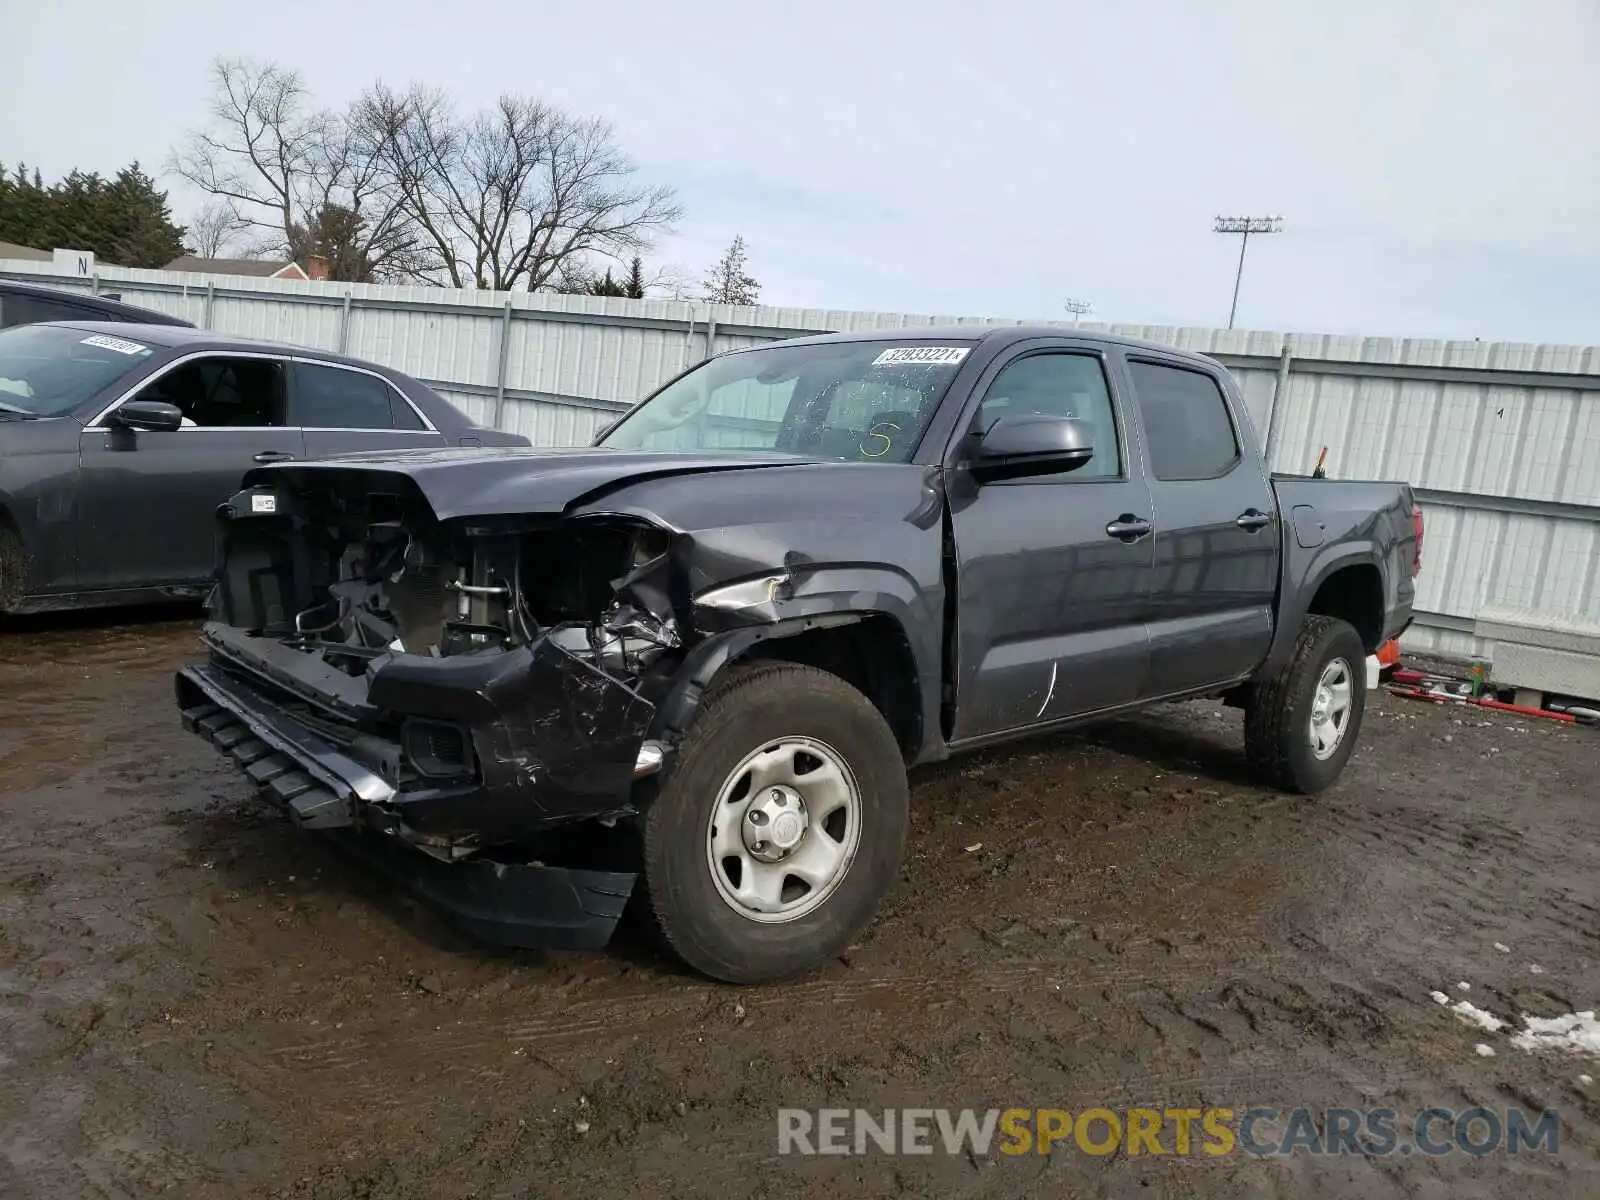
1243, 615, 1368, 794
640, 661, 909, 984
0, 525, 25, 615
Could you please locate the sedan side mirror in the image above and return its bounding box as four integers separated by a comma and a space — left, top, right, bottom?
974, 413, 1095, 479
109, 400, 184, 433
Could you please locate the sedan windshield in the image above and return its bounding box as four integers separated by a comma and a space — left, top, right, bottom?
0, 324, 155, 418
598, 339, 976, 462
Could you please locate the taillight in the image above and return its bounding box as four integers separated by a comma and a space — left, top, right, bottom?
1411, 503, 1424, 577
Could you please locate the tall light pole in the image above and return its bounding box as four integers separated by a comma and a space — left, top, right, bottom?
1213, 215, 1282, 329
1064, 298, 1093, 327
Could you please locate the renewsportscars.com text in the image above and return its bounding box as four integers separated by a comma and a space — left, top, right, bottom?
777, 1106, 1560, 1158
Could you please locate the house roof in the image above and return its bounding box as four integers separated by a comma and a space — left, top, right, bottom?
163, 255, 309, 280
0, 240, 52, 262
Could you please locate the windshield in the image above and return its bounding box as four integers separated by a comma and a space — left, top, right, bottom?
0, 324, 155, 419
598, 339, 975, 461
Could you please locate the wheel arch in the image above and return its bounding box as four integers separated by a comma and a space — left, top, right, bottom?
1256, 544, 1385, 679
1304, 560, 1385, 652
651, 609, 927, 763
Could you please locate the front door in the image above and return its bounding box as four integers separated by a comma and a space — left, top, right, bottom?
77, 354, 304, 591
949, 346, 1154, 741
1122, 356, 1281, 696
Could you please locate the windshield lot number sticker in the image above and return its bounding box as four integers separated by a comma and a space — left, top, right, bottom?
251, 494, 278, 514
80, 334, 150, 356
872, 346, 969, 367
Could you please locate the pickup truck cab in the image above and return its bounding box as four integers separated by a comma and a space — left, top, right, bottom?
176, 326, 1419, 982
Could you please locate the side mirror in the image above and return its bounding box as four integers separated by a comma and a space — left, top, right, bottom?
974, 413, 1095, 479
109, 399, 184, 433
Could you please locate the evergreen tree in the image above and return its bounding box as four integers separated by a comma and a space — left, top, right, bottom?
0, 160, 185, 267
700, 236, 760, 305
623, 254, 646, 299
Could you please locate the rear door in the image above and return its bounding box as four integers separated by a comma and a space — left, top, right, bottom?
77, 353, 305, 590
290, 361, 447, 457
948, 340, 1155, 740
1120, 355, 1280, 696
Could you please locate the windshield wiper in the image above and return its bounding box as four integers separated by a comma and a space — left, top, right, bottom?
0, 401, 37, 419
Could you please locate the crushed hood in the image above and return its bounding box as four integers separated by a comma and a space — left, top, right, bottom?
245, 445, 829, 522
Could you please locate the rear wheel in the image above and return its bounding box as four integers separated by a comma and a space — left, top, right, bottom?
1243, 614, 1367, 794
640, 661, 909, 983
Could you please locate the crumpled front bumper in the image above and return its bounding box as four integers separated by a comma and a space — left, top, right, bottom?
174, 651, 646, 951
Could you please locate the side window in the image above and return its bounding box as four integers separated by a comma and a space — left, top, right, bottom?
133, 357, 287, 427
294, 362, 410, 429
387, 386, 426, 430
975, 352, 1122, 478
1127, 361, 1240, 481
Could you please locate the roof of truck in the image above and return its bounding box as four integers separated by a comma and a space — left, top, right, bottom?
755, 323, 1220, 366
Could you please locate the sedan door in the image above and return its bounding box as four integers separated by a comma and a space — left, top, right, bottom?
76, 354, 304, 591
291, 360, 448, 457
947, 344, 1155, 741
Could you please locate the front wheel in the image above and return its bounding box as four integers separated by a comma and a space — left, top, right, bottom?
640, 661, 909, 984
1243, 614, 1368, 794
0, 525, 25, 615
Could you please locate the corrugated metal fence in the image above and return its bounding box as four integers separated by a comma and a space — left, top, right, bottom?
5, 259, 1599, 659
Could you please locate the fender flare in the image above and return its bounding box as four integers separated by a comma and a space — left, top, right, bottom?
648, 611, 871, 743
1256, 543, 1382, 680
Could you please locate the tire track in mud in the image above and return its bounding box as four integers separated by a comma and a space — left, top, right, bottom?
6, 619, 1600, 1199
127, 950, 1420, 1127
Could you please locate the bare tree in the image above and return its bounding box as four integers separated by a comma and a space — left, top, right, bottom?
183, 200, 246, 258
367, 86, 681, 291
171, 60, 678, 289
169, 58, 425, 281
701, 236, 760, 305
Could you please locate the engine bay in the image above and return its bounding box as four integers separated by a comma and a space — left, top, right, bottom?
212, 477, 683, 686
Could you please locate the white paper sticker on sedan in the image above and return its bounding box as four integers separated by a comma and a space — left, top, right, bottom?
251, 494, 278, 514
81, 334, 150, 356
871, 346, 969, 367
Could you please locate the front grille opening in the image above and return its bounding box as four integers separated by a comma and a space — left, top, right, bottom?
402, 718, 477, 781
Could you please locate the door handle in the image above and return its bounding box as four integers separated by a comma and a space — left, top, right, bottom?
253, 450, 296, 464
1105, 515, 1154, 541
1236, 509, 1273, 531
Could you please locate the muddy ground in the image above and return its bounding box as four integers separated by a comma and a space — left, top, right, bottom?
1, 610, 1597, 1199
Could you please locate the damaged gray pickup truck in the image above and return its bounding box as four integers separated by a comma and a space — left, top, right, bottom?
176, 326, 1420, 982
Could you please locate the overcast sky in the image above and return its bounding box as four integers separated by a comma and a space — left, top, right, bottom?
2, 0, 1597, 342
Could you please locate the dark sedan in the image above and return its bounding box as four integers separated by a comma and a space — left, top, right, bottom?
0, 321, 529, 615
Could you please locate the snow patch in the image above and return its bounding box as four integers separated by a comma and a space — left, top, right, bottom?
1456, 981, 1471, 992
1475, 1043, 1495, 1058
1509, 1011, 1600, 1056
1448, 1001, 1507, 1033
1494, 943, 1511, 953
1430, 989, 1506, 1032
